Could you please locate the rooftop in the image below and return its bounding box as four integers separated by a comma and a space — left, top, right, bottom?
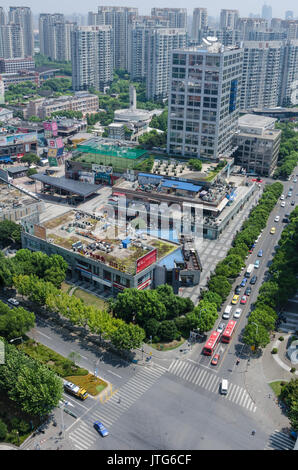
31, 175, 100, 198
76, 137, 147, 159
238, 113, 276, 129
40, 210, 178, 275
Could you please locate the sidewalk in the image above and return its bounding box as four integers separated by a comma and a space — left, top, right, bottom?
244, 334, 296, 432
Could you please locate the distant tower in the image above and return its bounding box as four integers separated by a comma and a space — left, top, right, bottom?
129, 84, 137, 111
261, 4, 272, 22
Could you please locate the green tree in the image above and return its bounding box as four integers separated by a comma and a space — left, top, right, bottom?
0, 220, 21, 245
0, 420, 7, 440
158, 320, 180, 342
0, 303, 35, 341
21, 153, 40, 167
110, 323, 145, 351
207, 275, 231, 302
242, 322, 270, 349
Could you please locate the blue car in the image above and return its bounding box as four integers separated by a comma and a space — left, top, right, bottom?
94, 421, 109, 437
240, 278, 247, 287
257, 249, 263, 257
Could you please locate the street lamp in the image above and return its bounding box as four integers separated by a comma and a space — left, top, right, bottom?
9, 337, 23, 344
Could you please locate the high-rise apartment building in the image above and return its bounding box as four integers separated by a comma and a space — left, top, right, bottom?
240, 41, 284, 110
167, 40, 243, 160
220, 10, 239, 30
0, 24, 25, 58
146, 28, 187, 101
89, 6, 138, 71
237, 18, 268, 40
39, 14, 75, 62
71, 25, 113, 92
280, 40, 298, 106
261, 4, 272, 22
151, 8, 187, 29
191, 8, 208, 42
285, 11, 294, 20
8, 7, 34, 57
0, 7, 6, 26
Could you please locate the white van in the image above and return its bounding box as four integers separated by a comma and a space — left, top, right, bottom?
220, 379, 228, 395
222, 305, 232, 319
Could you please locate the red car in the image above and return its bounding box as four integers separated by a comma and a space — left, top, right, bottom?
240, 295, 247, 304
251, 178, 263, 183
211, 353, 220, 366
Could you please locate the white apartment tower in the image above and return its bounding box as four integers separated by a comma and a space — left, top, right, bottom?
8, 6, 34, 57
71, 25, 113, 92
90, 6, 138, 71
191, 8, 208, 42
220, 9, 239, 30
146, 28, 187, 101
39, 14, 75, 62
151, 8, 187, 29
0, 24, 25, 58
167, 39, 243, 160
240, 41, 285, 109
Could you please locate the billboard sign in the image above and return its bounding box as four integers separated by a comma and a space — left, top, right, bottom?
48, 148, 57, 157
48, 156, 58, 167
92, 164, 113, 175
136, 249, 157, 273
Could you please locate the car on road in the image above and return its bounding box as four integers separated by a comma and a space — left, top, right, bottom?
240, 295, 247, 304
250, 275, 257, 285
235, 285, 242, 295
291, 201, 295, 206
94, 421, 109, 437
231, 295, 239, 305
211, 354, 220, 366
257, 249, 263, 257
270, 227, 276, 234
274, 216, 280, 222
233, 308, 242, 319
240, 278, 247, 287
8, 298, 19, 306
245, 286, 252, 296
254, 260, 260, 268
217, 323, 225, 334
281, 201, 286, 207
249, 243, 256, 253
294, 178, 297, 183
280, 194, 285, 200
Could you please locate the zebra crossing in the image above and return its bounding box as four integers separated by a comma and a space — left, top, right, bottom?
264, 430, 296, 450
68, 363, 167, 450
167, 359, 257, 413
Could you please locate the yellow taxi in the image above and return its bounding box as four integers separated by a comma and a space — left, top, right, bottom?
231, 295, 239, 305
270, 227, 276, 234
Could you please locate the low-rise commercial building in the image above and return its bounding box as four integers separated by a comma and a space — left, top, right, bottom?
24, 92, 99, 120
233, 114, 281, 176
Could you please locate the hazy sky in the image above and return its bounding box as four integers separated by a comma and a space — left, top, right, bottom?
1, 1, 297, 19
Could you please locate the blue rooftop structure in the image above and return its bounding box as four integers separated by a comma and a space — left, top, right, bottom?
161, 179, 202, 193
157, 248, 184, 270
138, 173, 162, 180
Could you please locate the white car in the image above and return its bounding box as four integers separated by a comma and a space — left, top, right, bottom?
281, 201, 286, 207
280, 195, 285, 200
8, 298, 19, 306
217, 323, 225, 334
294, 178, 297, 183
233, 308, 242, 319
274, 216, 280, 222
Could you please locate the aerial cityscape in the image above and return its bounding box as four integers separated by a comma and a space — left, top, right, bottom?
0, 1, 297, 455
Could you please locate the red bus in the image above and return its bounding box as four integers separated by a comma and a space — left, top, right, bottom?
202, 331, 221, 356
221, 320, 237, 343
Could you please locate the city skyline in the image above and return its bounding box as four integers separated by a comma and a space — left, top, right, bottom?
0, 1, 296, 20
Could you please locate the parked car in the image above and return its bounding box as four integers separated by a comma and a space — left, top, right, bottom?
270, 227, 276, 234
233, 308, 242, 319
211, 354, 220, 366
274, 216, 280, 222
250, 275, 257, 285
281, 201, 286, 207
257, 249, 263, 257
8, 298, 19, 306
291, 201, 295, 206
245, 286, 252, 296
240, 278, 247, 287
254, 260, 260, 269
217, 323, 225, 334
240, 295, 247, 304
94, 421, 109, 437
293, 178, 297, 183
280, 195, 285, 200
235, 285, 242, 295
